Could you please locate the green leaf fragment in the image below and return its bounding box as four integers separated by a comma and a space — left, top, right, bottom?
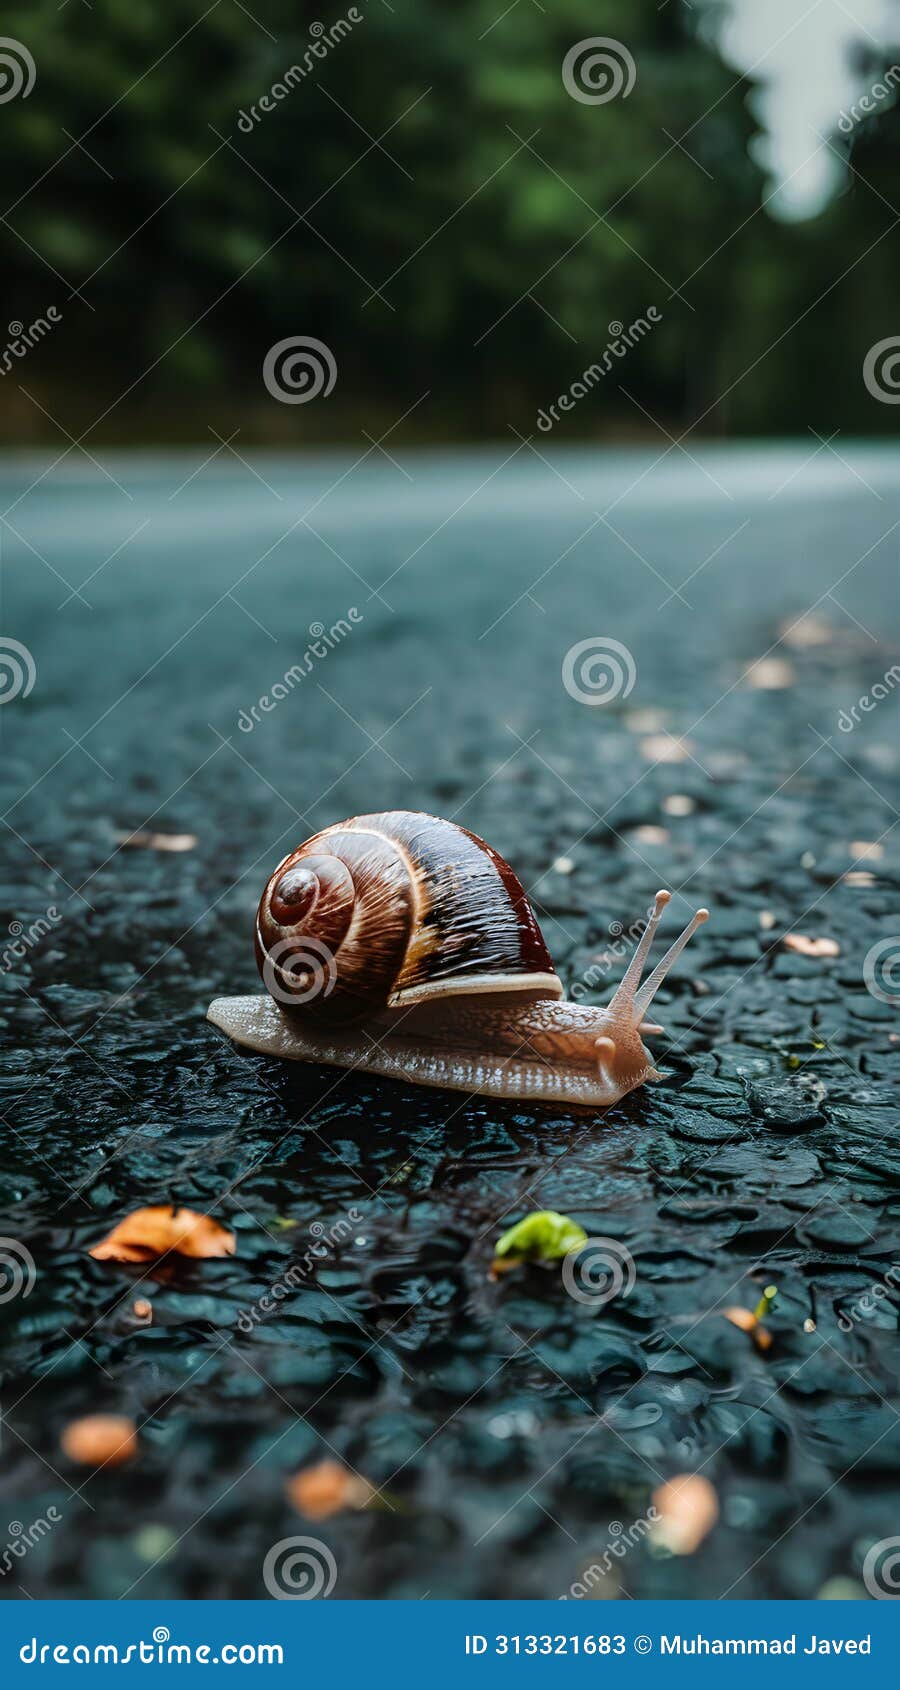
753, 1284, 778, 1321
493, 1210, 588, 1263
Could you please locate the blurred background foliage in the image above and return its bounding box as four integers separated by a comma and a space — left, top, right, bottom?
1, 0, 899, 442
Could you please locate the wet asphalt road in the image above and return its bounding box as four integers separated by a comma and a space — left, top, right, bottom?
1, 441, 899, 1599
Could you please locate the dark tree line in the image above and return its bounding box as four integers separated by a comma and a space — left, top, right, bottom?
1, 0, 898, 442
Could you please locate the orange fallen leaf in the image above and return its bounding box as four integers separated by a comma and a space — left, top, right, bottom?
843, 870, 876, 887
132, 1298, 153, 1324
723, 1305, 773, 1352
117, 830, 198, 852
782, 934, 840, 959
61, 1414, 138, 1468
724, 1305, 756, 1332
632, 826, 669, 845
89, 1206, 235, 1264
285, 1460, 373, 1520
651, 1474, 718, 1555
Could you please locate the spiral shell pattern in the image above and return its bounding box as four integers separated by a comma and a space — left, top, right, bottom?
255, 812, 561, 1021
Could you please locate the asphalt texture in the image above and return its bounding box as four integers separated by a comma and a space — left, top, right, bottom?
0, 441, 899, 1599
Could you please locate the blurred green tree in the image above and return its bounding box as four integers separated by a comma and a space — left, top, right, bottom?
0, 0, 896, 441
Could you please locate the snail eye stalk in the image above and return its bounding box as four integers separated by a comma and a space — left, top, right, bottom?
634, 908, 709, 1018
607, 893, 708, 1024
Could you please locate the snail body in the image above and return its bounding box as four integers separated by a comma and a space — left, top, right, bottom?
207, 812, 709, 1107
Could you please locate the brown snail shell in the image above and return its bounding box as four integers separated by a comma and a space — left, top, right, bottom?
255, 811, 562, 1023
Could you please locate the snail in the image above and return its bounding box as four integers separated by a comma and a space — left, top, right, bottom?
207, 811, 709, 1107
